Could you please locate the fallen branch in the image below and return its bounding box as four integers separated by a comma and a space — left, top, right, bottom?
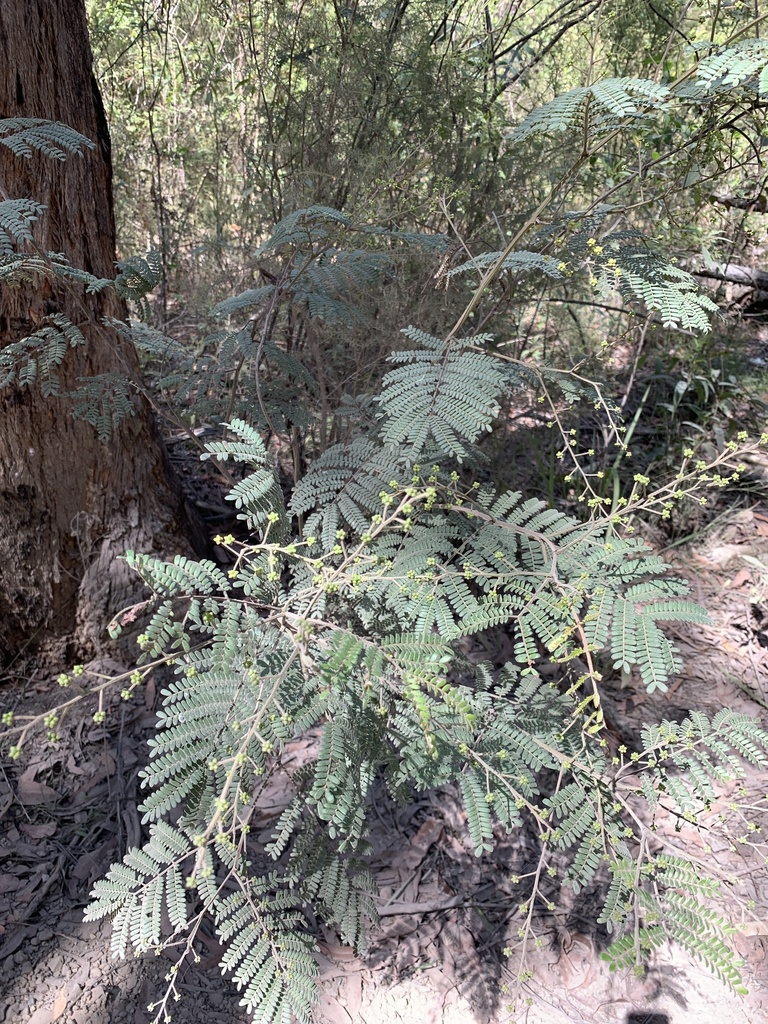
693, 261, 768, 290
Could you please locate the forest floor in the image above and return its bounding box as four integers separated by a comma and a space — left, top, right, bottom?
1, 478, 767, 1024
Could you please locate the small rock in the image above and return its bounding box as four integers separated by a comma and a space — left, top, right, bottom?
28, 1008, 52, 1024
38, 928, 54, 943
76, 920, 102, 939
67, 981, 83, 1000
71, 966, 89, 986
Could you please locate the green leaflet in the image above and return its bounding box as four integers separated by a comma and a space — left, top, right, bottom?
378, 327, 508, 461
0, 197, 46, 253
0, 117, 95, 159
510, 78, 670, 141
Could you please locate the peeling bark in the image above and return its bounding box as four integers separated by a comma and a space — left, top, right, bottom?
0, 0, 204, 664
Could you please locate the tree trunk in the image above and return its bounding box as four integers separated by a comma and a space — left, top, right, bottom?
0, 0, 203, 665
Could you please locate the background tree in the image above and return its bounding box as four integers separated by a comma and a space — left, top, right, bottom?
0, 0, 202, 665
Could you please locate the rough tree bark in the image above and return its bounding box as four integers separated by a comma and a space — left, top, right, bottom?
0, 0, 203, 665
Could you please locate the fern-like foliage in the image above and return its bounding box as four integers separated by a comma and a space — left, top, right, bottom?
292, 247, 392, 327
446, 249, 564, 280
201, 418, 288, 540
211, 284, 276, 320
47, 252, 113, 293
601, 245, 718, 331
82, 331, 763, 1024
0, 314, 85, 395
500, 68, 757, 333
362, 224, 451, 252
640, 708, 768, 806
679, 38, 768, 98
63, 75, 768, 1017
290, 437, 409, 546
91, 431, 768, 1017
0, 252, 49, 285
0, 247, 112, 293
0, 117, 95, 159
455, 218, 717, 333
69, 372, 136, 440
102, 207, 447, 437
115, 249, 163, 320
598, 710, 768, 991
0, 310, 138, 435
215, 882, 318, 1024
85, 821, 193, 956
253, 204, 351, 257
601, 873, 748, 992
114, 318, 190, 363
86, 825, 319, 1024
0, 198, 46, 253
510, 78, 670, 141
377, 326, 508, 460
1, 91, 761, 1022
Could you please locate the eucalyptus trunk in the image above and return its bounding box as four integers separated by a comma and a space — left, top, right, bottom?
0, 0, 202, 665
